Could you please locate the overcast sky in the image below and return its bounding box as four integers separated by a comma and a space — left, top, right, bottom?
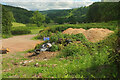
0, 0, 101, 11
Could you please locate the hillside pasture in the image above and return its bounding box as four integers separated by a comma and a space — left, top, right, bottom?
11, 22, 44, 35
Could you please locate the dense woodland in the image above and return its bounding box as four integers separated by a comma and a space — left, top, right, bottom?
2, 5, 33, 24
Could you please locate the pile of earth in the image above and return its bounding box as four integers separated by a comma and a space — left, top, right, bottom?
62, 28, 114, 42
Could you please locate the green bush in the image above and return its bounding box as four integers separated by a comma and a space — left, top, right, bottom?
50, 44, 59, 52
58, 44, 64, 51
50, 32, 65, 43
36, 31, 52, 39
60, 43, 88, 57
50, 32, 88, 43
11, 27, 31, 35
2, 34, 12, 38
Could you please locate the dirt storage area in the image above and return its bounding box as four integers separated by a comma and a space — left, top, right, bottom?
62, 28, 114, 42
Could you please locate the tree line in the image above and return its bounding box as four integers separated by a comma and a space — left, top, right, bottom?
87, 2, 119, 22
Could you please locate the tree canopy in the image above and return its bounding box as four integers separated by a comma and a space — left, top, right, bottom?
2, 6, 14, 34
87, 2, 119, 22
30, 11, 45, 27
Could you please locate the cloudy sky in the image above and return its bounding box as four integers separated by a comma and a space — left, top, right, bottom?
0, 0, 101, 11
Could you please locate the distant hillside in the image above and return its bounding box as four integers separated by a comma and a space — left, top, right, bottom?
39, 9, 70, 14
87, 2, 119, 22
2, 2, 119, 24
2, 5, 33, 24
40, 2, 119, 24
40, 7, 88, 24
2, 5, 88, 24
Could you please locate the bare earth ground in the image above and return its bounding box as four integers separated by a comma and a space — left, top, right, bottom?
2, 34, 58, 60
2, 34, 43, 53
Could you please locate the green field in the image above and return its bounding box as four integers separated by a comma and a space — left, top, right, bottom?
12, 22, 44, 34
12, 22, 26, 27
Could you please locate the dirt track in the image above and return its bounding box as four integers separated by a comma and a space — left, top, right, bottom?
2, 34, 43, 53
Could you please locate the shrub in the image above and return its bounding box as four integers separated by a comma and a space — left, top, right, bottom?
11, 27, 31, 35
36, 31, 52, 39
2, 34, 12, 38
50, 32, 88, 44
58, 44, 64, 51
50, 34, 59, 43
60, 43, 88, 57
74, 33, 88, 41
50, 44, 59, 52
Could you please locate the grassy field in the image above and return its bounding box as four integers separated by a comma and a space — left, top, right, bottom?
2, 22, 44, 38
12, 22, 26, 27
2, 21, 119, 78
12, 22, 44, 34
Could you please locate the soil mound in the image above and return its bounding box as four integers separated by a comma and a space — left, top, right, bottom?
62, 28, 86, 34
82, 28, 114, 42
62, 28, 114, 42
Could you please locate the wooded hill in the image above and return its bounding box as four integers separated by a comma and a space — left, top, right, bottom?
2, 2, 119, 24
2, 5, 33, 24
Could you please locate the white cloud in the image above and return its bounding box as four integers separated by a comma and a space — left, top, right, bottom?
0, 0, 100, 11
0, 0, 99, 2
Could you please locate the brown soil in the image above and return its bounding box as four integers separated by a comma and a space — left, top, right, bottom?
25, 51, 58, 60
62, 28, 85, 34
2, 34, 43, 53
62, 28, 114, 42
